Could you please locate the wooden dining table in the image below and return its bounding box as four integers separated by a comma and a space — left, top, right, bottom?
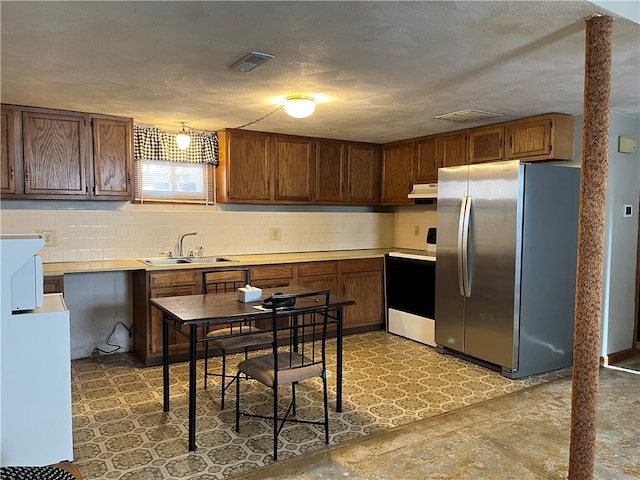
150, 285, 355, 451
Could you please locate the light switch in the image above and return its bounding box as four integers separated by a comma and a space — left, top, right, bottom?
622, 204, 632, 218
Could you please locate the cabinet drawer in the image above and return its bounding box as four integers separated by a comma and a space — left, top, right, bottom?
150, 285, 197, 298
341, 257, 383, 273
298, 261, 339, 277
249, 264, 295, 281
149, 271, 197, 288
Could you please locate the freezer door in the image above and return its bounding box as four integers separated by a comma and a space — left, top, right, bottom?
435, 165, 469, 351
464, 160, 522, 369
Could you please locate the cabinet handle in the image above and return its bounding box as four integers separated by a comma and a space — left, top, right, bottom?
509, 135, 513, 148
24, 166, 29, 182
499, 137, 503, 148
127, 171, 131, 184
9, 166, 14, 181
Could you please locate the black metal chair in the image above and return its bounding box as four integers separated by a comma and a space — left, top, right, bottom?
235, 290, 331, 461
202, 268, 271, 409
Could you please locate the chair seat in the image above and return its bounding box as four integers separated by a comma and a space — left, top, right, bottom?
238, 352, 323, 387
207, 327, 272, 351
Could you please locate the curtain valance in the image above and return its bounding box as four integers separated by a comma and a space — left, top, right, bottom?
133, 125, 218, 165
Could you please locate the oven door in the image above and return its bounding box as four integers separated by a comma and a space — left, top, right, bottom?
386, 254, 436, 346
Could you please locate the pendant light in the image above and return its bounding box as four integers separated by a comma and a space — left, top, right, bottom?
283, 95, 316, 118
176, 123, 191, 150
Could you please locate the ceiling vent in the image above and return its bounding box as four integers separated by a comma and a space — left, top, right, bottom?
435, 109, 502, 123
229, 51, 275, 72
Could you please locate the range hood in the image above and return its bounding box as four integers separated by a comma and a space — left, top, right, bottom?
408, 183, 438, 199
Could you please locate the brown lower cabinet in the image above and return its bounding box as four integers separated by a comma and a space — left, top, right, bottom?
133, 258, 384, 366
43, 274, 64, 294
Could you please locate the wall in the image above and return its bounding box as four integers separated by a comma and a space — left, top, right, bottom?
571, 113, 640, 357
0, 202, 395, 262
393, 204, 437, 250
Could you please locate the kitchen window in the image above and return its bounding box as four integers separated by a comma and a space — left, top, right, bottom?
134, 160, 214, 204
133, 125, 218, 204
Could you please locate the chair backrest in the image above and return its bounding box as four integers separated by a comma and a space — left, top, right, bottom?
268, 290, 331, 383
202, 267, 249, 294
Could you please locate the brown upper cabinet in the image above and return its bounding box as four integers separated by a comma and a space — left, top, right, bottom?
316, 140, 381, 205
381, 139, 415, 205
217, 129, 313, 204
217, 128, 380, 205
439, 130, 468, 168
91, 116, 134, 197
273, 134, 314, 202
1, 106, 20, 195
414, 135, 438, 184
468, 125, 504, 164
1, 104, 133, 200
506, 113, 574, 162
217, 129, 271, 202
346, 143, 381, 204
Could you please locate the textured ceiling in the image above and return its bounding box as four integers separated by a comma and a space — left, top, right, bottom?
1, 1, 638, 144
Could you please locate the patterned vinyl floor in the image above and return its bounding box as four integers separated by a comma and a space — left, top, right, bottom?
71, 331, 570, 479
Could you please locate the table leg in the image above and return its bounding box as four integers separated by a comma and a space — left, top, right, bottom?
336, 306, 343, 412
188, 324, 197, 451
163, 313, 170, 412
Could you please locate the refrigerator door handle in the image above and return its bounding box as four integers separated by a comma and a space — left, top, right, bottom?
461, 196, 472, 297
457, 196, 469, 296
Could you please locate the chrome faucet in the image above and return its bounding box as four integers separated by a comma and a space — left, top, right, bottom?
178, 232, 197, 257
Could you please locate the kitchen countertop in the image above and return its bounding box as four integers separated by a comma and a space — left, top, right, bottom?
42, 248, 399, 276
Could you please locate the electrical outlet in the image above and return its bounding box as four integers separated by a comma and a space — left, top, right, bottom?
36, 229, 57, 247
414, 225, 420, 236
269, 227, 281, 241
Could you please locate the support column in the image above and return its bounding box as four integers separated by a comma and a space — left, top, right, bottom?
569, 14, 613, 480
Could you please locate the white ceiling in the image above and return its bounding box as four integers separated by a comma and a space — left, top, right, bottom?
1, 1, 638, 144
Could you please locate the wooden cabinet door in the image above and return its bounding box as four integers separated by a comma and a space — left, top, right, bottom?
506, 114, 574, 162
222, 129, 271, 201
249, 264, 296, 289
22, 110, 87, 197
439, 131, 467, 168
149, 271, 198, 354
315, 139, 345, 203
507, 117, 551, 159
297, 261, 340, 292
347, 143, 380, 204
381, 140, 414, 205
273, 135, 314, 202
1, 107, 19, 195
341, 258, 383, 329
92, 116, 133, 198
468, 125, 504, 164
414, 135, 438, 183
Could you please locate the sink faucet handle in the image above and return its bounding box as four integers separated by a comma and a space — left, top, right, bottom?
162, 251, 174, 258
199, 246, 205, 257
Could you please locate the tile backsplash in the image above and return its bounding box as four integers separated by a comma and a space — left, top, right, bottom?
0, 202, 398, 262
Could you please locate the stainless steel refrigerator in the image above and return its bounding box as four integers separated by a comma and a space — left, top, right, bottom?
435, 159, 580, 378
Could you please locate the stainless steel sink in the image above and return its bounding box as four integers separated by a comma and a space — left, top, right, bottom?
140, 256, 236, 266
188, 257, 235, 263
140, 258, 193, 266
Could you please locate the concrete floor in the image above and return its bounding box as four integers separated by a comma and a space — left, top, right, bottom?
235, 355, 640, 480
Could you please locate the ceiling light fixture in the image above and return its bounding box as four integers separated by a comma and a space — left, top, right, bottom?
176, 123, 190, 150
283, 95, 316, 119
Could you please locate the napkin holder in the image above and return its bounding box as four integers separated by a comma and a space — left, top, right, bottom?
237, 285, 262, 303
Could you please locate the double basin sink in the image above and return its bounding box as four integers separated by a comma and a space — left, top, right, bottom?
140, 257, 236, 266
